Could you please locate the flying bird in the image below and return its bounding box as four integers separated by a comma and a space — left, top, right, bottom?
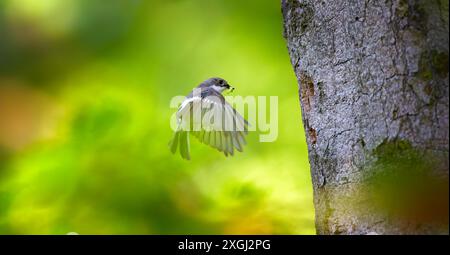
169, 77, 249, 160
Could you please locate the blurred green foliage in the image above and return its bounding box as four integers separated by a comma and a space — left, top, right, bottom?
0, 0, 314, 234
367, 139, 449, 229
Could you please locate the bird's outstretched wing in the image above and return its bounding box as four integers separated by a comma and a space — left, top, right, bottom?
176, 88, 249, 157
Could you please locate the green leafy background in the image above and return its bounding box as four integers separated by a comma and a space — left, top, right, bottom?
0, 0, 314, 234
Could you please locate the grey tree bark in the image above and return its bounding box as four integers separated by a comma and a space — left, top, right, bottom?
282, 0, 448, 234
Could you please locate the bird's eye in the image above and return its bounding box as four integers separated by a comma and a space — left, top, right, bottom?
219, 80, 224, 85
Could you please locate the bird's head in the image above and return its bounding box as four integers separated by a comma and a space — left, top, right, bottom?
201, 77, 234, 93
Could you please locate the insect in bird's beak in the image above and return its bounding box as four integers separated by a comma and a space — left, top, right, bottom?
224, 85, 234, 95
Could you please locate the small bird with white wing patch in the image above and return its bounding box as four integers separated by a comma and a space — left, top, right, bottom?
169, 77, 249, 160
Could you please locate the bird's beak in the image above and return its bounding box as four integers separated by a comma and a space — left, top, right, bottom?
229, 85, 235, 92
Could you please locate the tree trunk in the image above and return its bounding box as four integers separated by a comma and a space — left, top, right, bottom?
282, 0, 449, 234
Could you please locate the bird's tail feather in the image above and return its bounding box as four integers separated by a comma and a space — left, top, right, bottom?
169, 129, 190, 160
179, 131, 190, 160
169, 130, 180, 154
